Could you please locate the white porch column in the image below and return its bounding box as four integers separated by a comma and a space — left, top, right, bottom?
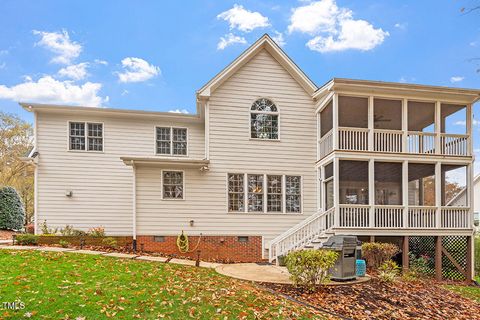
205, 100, 210, 160
368, 159, 375, 228
435, 162, 441, 228
402, 98, 408, 153
435, 101, 441, 154
316, 112, 321, 161
466, 104, 473, 156
132, 162, 137, 240
402, 161, 408, 228
320, 165, 325, 212
334, 157, 340, 227
368, 96, 374, 151
467, 163, 473, 228
332, 93, 339, 150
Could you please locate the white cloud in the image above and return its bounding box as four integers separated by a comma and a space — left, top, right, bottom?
0, 76, 106, 107
394, 22, 408, 30
33, 30, 82, 64
168, 109, 189, 114
121, 89, 129, 96
217, 4, 270, 32
450, 76, 464, 83
0, 62, 5, 70
470, 41, 478, 47
272, 31, 286, 47
288, 0, 388, 53
454, 119, 480, 126
116, 57, 160, 83
217, 33, 247, 50
58, 62, 89, 80
94, 59, 108, 65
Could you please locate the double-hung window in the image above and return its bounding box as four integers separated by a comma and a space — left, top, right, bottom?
228, 174, 301, 213
69, 122, 103, 151
156, 127, 187, 155
162, 171, 184, 199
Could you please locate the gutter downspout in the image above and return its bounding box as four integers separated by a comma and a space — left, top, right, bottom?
33, 110, 38, 235
132, 161, 137, 251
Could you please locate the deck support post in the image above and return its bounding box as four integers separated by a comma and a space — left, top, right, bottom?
435, 236, 442, 281
402, 98, 408, 152
402, 236, 409, 272
435, 162, 442, 229
333, 157, 340, 227
466, 235, 474, 283
332, 94, 338, 150
402, 161, 408, 228
369, 236, 375, 242
434, 101, 441, 154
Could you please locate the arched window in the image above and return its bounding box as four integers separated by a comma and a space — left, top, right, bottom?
250, 98, 279, 139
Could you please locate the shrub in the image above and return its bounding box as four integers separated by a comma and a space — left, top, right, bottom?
88, 227, 105, 237
102, 237, 117, 248
59, 225, 86, 236
378, 260, 400, 283
25, 223, 34, 234
15, 234, 38, 245
40, 220, 58, 235
0, 186, 25, 230
285, 249, 338, 292
409, 253, 432, 278
362, 242, 399, 269
59, 240, 70, 248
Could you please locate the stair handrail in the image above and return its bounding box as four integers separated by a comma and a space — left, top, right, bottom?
268, 207, 335, 263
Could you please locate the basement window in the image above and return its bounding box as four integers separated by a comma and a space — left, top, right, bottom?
153, 236, 165, 242
238, 236, 249, 243
162, 171, 184, 200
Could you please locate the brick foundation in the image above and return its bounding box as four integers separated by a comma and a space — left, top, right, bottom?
136, 235, 263, 263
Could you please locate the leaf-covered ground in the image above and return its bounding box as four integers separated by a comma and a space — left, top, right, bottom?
0, 250, 321, 319
265, 278, 480, 320
444, 277, 480, 303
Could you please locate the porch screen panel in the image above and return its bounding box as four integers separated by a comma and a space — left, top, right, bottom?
339, 160, 369, 205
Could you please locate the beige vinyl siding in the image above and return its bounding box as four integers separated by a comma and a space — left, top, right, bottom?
136, 49, 317, 243
36, 112, 204, 235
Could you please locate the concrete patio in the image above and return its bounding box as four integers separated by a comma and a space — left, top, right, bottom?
215, 263, 370, 285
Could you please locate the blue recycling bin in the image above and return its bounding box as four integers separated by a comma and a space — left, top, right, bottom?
356, 259, 366, 277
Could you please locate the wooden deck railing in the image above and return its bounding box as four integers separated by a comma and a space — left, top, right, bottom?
338, 127, 368, 151
374, 129, 403, 153
440, 133, 469, 156
318, 129, 333, 159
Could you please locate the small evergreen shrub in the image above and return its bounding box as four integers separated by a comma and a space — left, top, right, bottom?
0, 186, 25, 230
59, 240, 70, 248
102, 237, 117, 248
409, 253, 432, 278
378, 260, 400, 283
59, 225, 87, 236
15, 234, 38, 245
362, 242, 399, 269
285, 249, 338, 292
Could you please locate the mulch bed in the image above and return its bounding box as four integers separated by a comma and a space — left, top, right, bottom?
263, 278, 480, 320
0, 229, 16, 240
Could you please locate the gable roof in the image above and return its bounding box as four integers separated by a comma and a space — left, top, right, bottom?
196, 34, 318, 99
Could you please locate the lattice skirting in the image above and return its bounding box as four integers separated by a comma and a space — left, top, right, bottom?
409, 236, 468, 280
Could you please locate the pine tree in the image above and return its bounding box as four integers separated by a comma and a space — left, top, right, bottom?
0, 186, 25, 230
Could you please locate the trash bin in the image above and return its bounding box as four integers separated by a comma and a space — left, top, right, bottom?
321, 235, 358, 281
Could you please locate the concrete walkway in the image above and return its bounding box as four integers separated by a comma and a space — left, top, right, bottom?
0, 244, 221, 269
216, 263, 371, 285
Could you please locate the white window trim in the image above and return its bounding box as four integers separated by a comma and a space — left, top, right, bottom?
67, 121, 105, 153
226, 173, 303, 215
154, 126, 189, 157
161, 169, 185, 200
249, 98, 281, 141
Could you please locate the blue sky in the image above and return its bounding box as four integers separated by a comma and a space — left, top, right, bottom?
0, 0, 479, 173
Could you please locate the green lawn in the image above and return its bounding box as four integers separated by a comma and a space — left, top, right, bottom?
0, 250, 319, 319
444, 276, 480, 303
